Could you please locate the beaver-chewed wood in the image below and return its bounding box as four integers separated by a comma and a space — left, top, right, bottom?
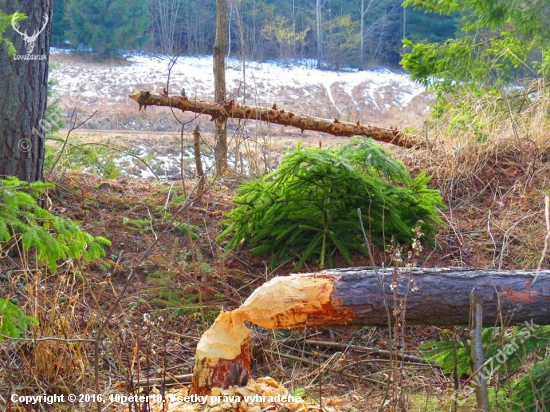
189, 268, 549, 395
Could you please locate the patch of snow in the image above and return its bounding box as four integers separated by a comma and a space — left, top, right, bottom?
50, 50, 426, 115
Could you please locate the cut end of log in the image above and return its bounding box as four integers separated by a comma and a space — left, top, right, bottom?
234, 274, 354, 328
190, 274, 355, 395
129, 91, 141, 102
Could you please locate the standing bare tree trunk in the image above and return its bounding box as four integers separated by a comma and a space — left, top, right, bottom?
213, 0, 228, 173
359, 0, 377, 67
0, 1, 52, 182
315, 0, 322, 68
148, 0, 181, 55
360, 0, 365, 66
232, 0, 246, 103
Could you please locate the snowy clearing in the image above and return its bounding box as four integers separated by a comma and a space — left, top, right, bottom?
50, 49, 430, 126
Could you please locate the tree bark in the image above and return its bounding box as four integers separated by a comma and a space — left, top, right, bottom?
190, 267, 550, 395
0, 1, 52, 182
129, 91, 421, 148
213, 0, 228, 173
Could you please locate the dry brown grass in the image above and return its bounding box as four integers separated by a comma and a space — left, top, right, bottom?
1, 267, 92, 401
401, 82, 550, 270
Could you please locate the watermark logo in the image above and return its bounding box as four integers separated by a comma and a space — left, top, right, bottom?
471, 319, 539, 387
18, 138, 32, 153
11, 11, 48, 60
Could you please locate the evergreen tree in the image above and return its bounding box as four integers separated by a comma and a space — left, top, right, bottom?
0, 10, 24, 56
405, 8, 459, 44
51, 0, 70, 47
65, 0, 151, 55
401, 0, 550, 94
219, 138, 444, 270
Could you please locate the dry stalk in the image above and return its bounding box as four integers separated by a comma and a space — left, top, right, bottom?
533, 193, 550, 285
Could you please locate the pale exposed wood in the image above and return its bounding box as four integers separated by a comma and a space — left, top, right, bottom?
233, 275, 347, 328
128, 91, 422, 148
189, 310, 251, 396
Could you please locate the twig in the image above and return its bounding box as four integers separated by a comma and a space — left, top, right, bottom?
264, 350, 385, 386
132, 373, 193, 387
302, 340, 430, 364
357, 208, 393, 412
0, 334, 95, 343
337, 358, 433, 369
487, 210, 498, 267
46, 109, 97, 180
470, 295, 490, 412
193, 124, 205, 200
533, 193, 550, 285
357, 208, 392, 336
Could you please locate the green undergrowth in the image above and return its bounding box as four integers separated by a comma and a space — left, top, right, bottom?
219, 137, 444, 270
0, 177, 110, 272
421, 325, 550, 411
0, 177, 111, 344
0, 298, 38, 342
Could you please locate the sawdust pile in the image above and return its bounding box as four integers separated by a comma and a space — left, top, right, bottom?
120, 377, 338, 412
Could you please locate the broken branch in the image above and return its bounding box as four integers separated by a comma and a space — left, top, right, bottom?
129, 91, 422, 148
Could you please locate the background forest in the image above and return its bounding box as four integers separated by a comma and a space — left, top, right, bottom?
52, 0, 458, 68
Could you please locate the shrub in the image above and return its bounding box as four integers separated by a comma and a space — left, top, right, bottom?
219, 137, 444, 270
0, 298, 38, 342
420, 325, 550, 411
511, 355, 550, 411
0, 177, 110, 273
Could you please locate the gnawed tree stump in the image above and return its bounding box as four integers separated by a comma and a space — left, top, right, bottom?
189, 268, 550, 395
190, 310, 251, 396
128, 91, 422, 148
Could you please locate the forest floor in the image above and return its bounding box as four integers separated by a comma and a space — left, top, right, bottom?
1, 52, 549, 411
3, 130, 546, 411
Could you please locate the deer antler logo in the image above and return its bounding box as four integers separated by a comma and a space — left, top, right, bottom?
12, 12, 49, 55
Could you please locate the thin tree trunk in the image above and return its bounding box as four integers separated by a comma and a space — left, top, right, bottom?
471, 298, 490, 412
213, 0, 228, 173
150, 0, 180, 55
360, 0, 364, 66
403, 5, 406, 39
193, 125, 205, 200
129, 91, 422, 148
233, 0, 246, 103
0, 1, 52, 182
190, 267, 550, 395
316, 0, 322, 68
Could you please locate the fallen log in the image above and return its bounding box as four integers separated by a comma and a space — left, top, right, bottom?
128, 91, 422, 148
190, 267, 550, 395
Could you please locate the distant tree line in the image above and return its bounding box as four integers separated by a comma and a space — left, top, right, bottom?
51, 0, 458, 68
